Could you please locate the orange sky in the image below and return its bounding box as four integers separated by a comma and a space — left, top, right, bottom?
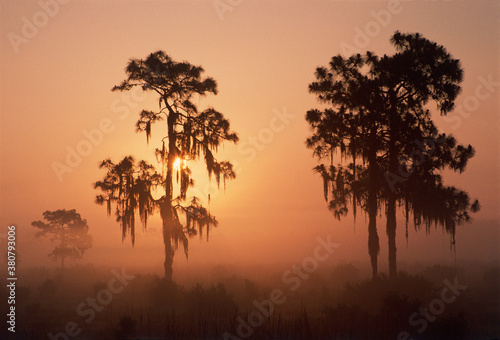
1, 0, 498, 277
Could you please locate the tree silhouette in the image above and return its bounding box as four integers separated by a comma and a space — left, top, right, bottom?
32, 209, 93, 268
306, 32, 479, 279
307, 53, 386, 279
95, 51, 238, 281
372, 32, 479, 278
373, 32, 479, 278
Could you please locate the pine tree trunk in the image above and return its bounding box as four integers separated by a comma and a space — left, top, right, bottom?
161, 103, 178, 281
162, 216, 174, 282
368, 150, 380, 280
61, 226, 66, 268
387, 112, 398, 279
387, 194, 397, 278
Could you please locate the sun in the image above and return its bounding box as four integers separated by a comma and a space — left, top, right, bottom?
173, 157, 182, 172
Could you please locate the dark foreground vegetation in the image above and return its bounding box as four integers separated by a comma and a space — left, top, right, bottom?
1, 262, 498, 340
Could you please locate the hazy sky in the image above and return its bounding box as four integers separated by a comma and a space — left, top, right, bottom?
1, 0, 498, 276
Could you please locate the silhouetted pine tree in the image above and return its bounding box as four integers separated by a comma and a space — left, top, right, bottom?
307, 53, 385, 280
306, 32, 479, 279
95, 51, 238, 281
32, 209, 93, 268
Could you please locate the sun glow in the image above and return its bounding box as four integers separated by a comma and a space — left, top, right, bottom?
173, 157, 187, 172
173, 157, 182, 172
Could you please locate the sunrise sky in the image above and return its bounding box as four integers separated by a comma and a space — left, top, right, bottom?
1, 0, 498, 278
